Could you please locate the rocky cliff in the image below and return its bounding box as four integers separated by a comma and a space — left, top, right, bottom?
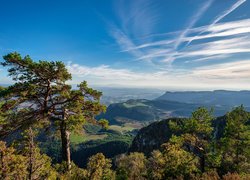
129, 116, 226, 155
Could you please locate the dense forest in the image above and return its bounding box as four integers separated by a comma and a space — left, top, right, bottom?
0, 53, 250, 179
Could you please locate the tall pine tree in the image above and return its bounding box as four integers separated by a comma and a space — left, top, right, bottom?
0, 52, 106, 171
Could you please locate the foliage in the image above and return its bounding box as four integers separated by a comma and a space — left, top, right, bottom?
0, 52, 106, 171
86, 153, 115, 180
147, 136, 198, 179
0, 53, 250, 179
1, 103, 250, 179
21, 128, 57, 179
190, 170, 220, 180
115, 152, 147, 180
220, 105, 250, 174
55, 162, 88, 180
0, 141, 27, 179
170, 107, 214, 172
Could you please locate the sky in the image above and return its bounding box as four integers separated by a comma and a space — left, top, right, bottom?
0, 0, 250, 90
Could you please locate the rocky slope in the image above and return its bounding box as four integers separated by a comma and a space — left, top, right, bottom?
129, 116, 226, 155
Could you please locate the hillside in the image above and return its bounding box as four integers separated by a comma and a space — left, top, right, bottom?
38, 123, 134, 167
98, 93, 246, 125
129, 116, 227, 155
97, 99, 200, 125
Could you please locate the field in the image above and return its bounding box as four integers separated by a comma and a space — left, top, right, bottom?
70, 133, 108, 144
70, 122, 141, 144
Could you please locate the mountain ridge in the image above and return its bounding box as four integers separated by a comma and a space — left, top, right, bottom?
98, 90, 250, 125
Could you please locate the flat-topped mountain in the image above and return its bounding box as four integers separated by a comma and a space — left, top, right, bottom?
157, 90, 250, 107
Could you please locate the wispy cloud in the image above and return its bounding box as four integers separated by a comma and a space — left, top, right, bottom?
67, 61, 250, 90
101, 0, 250, 89
109, 26, 143, 58
120, 18, 250, 65
193, 60, 250, 79
184, 55, 230, 63
187, 0, 246, 45
115, 0, 159, 38
109, 0, 248, 66
126, 18, 250, 53
211, 0, 246, 26
108, 0, 162, 61
174, 0, 214, 49
175, 36, 250, 59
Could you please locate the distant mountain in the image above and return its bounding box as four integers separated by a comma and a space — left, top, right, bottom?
98, 90, 250, 125
97, 87, 164, 105
157, 90, 250, 107
98, 99, 200, 125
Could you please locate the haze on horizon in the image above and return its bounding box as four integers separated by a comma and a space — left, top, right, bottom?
0, 0, 250, 90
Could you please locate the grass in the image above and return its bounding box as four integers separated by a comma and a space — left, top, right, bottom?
71, 122, 142, 144
71, 133, 107, 144
109, 125, 135, 133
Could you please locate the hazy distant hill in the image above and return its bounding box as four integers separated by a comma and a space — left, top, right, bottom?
98, 99, 200, 124
157, 90, 250, 107
97, 87, 164, 105
98, 90, 250, 125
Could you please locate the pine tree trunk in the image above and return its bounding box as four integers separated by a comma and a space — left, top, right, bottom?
60, 120, 71, 171
28, 127, 35, 180
200, 154, 205, 173
0, 151, 7, 179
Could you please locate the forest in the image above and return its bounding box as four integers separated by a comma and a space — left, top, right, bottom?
0, 53, 250, 180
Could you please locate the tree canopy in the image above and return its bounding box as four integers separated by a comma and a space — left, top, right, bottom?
0, 52, 106, 171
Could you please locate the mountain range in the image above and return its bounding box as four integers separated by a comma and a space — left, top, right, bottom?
99, 90, 250, 125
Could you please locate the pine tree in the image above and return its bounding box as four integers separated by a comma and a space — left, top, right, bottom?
169, 107, 214, 172
115, 152, 147, 180
86, 153, 115, 180
21, 127, 57, 180
0, 52, 106, 171
221, 105, 250, 174
147, 136, 198, 179
0, 141, 27, 179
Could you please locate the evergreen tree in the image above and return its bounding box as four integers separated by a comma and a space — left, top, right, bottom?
21, 127, 57, 180
221, 105, 250, 174
169, 107, 214, 172
86, 153, 115, 180
0, 52, 106, 171
55, 162, 87, 180
0, 141, 27, 179
115, 152, 147, 180
147, 136, 198, 179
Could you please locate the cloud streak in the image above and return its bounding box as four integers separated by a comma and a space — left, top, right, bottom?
121, 18, 250, 65
102, 0, 250, 89
67, 61, 250, 90
174, 0, 214, 49
211, 0, 246, 26
187, 0, 246, 45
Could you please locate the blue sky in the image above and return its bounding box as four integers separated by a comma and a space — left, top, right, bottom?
0, 0, 250, 90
